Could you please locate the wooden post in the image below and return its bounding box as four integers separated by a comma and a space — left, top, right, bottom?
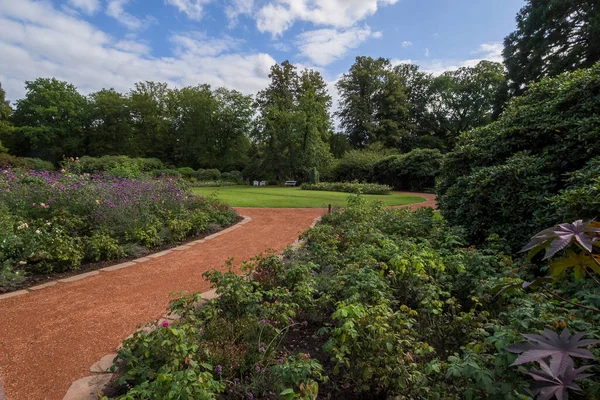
328, 204, 332, 214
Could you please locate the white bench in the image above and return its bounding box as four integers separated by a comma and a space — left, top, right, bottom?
284, 181, 297, 186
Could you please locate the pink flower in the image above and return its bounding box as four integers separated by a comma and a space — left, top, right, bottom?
162, 320, 169, 328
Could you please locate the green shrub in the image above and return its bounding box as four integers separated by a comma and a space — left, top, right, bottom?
331, 150, 385, 182
151, 169, 181, 178
0, 153, 36, 169
551, 157, 600, 221
301, 181, 391, 195
72, 155, 165, 173
372, 148, 443, 191
221, 170, 243, 183
176, 167, 196, 179
197, 168, 221, 181
85, 233, 124, 262
438, 63, 600, 250
308, 167, 319, 184
24, 158, 55, 171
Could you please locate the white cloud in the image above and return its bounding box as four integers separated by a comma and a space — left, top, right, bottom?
114, 40, 151, 55
165, 0, 212, 21
392, 43, 504, 76
295, 25, 378, 66
225, 0, 254, 28
0, 0, 276, 102
402, 41, 412, 47
67, 0, 100, 15
170, 32, 243, 56
107, 0, 154, 30
256, 0, 400, 36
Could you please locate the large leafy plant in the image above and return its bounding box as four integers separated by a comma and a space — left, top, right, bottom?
506, 329, 598, 400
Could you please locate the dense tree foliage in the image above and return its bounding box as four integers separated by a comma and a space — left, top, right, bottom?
251, 61, 333, 180
0, 78, 255, 171
336, 58, 506, 152
438, 63, 600, 250
503, 0, 600, 95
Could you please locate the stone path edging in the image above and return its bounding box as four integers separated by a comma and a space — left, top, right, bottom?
0, 217, 252, 303
62, 215, 320, 400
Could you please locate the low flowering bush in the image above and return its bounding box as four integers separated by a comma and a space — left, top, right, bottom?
111, 196, 600, 399
0, 168, 237, 288
301, 181, 391, 195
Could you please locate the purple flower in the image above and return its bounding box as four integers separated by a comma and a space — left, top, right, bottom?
162, 321, 169, 328
254, 362, 260, 372
247, 393, 254, 400
215, 365, 222, 375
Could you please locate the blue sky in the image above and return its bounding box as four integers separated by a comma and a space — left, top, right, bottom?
0, 0, 525, 104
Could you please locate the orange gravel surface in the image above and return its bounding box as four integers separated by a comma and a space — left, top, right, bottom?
0, 195, 435, 400
395, 192, 437, 210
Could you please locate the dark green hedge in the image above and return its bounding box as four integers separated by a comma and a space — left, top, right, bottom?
438, 63, 600, 250
372, 149, 443, 192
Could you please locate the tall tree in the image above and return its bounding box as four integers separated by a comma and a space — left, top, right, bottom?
336, 57, 389, 148
374, 68, 412, 151
86, 89, 135, 156
254, 61, 333, 180
211, 87, 254, 171
428, 61, 506, 147
170, 84, 217, 168
12, 78, 88, 161
129, 81, 173, 162
503, 0, 600, 94
0, 83, 12, 152
392, 64, 441, 149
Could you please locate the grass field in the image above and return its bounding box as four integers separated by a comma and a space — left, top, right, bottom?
192, 186, 426, 208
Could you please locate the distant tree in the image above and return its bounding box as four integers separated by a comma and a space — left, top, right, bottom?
392, 64, 441, 149
86, 89, 135, 156
170, 84, 217, 168
12, 78, 88, 161
374, 68, 412, 151
428, 61, 506, 146
503, 0, 600, 94
0, 83, 12, 152
211, 87, 254, 171
336, 57, 392, 148
329, 132, 351, 158
129, 81, 173, 162
254, 61, 334, 180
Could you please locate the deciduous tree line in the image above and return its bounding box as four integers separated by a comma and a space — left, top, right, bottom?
0, 0, 597, 180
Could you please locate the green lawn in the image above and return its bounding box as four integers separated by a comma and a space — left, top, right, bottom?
192, 186, 426, 208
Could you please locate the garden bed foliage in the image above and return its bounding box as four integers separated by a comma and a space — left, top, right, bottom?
301, 181, 391, 195
437, 64, 600, 251
0, 168, 237, 291
110, 197, 599, 399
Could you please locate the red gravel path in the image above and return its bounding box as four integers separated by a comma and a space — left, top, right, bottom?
0, 195, 435, 400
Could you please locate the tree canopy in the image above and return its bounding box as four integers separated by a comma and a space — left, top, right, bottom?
503, 0, 600, 94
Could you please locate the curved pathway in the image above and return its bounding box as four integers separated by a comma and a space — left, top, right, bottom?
0, 195, 435, 400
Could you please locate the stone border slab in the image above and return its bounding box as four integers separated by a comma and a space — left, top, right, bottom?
148, 250, 173, 259
89, 353, 117, 373
62, 374, 114, 400
99, 261, 136, 272
29, 281, 58, 291
0, 290, 28, 301
57, 271, 99, 283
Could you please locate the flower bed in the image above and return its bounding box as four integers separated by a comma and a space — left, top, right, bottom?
301, 181, 391, 195
0, 168, 237, 291
109, 196, 598, 399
